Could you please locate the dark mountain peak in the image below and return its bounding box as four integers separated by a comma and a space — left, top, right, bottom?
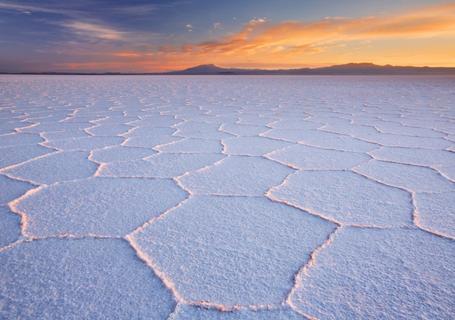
165, 62, 455, 75
197, 64, 219, 68
322, 62, 382, 69
172, 64, 227, 74
187, 64, 220, 70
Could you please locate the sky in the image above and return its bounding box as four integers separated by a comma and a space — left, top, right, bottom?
0, 0, 454, 72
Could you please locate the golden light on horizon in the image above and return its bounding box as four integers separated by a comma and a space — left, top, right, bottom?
52, 2, 455, 72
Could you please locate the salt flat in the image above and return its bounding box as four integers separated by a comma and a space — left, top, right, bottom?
0, 75, 454, 319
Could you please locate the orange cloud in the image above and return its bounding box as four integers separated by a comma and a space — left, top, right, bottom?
112, 51, 142, 58
60, 2, 455, 71
177, 3, 455, 61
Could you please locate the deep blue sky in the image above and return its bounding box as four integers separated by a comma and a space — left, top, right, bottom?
0, 0, 453, 72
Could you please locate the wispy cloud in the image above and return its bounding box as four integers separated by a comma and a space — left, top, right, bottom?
62, 21, 125, 40
0, 0, 191, 18
0, 1, 75, 15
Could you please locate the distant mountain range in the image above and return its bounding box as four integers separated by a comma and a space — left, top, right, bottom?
3, 63, 455, 75
166, 63, 455, 75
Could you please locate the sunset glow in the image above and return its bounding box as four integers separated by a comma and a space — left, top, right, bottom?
1, 0, 455, 72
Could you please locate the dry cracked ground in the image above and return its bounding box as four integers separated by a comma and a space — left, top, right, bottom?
0, 75, 454, 320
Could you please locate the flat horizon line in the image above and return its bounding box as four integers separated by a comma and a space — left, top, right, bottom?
2, 62, 455, 75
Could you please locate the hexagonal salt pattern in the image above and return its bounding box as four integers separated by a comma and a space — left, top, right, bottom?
90, 145, 156, 162
354, 160, 454, 193
156, 138, 223, 154
132, 196, 335, 306
12, 177, 187, 237
220, 123, 269, 136
264, 129, 377, 152
44, 136, 124, 151
289, 228, 455, 319
0, 239, 175, 319
1, 75, 454, 319
179, 156, 293, 196
223, 136, 293, 156
2, 151, 97, 184
269, 170, 413, 227
267, 144, 370, 170
98, 153, 224, 178
370, 147, 455, 167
